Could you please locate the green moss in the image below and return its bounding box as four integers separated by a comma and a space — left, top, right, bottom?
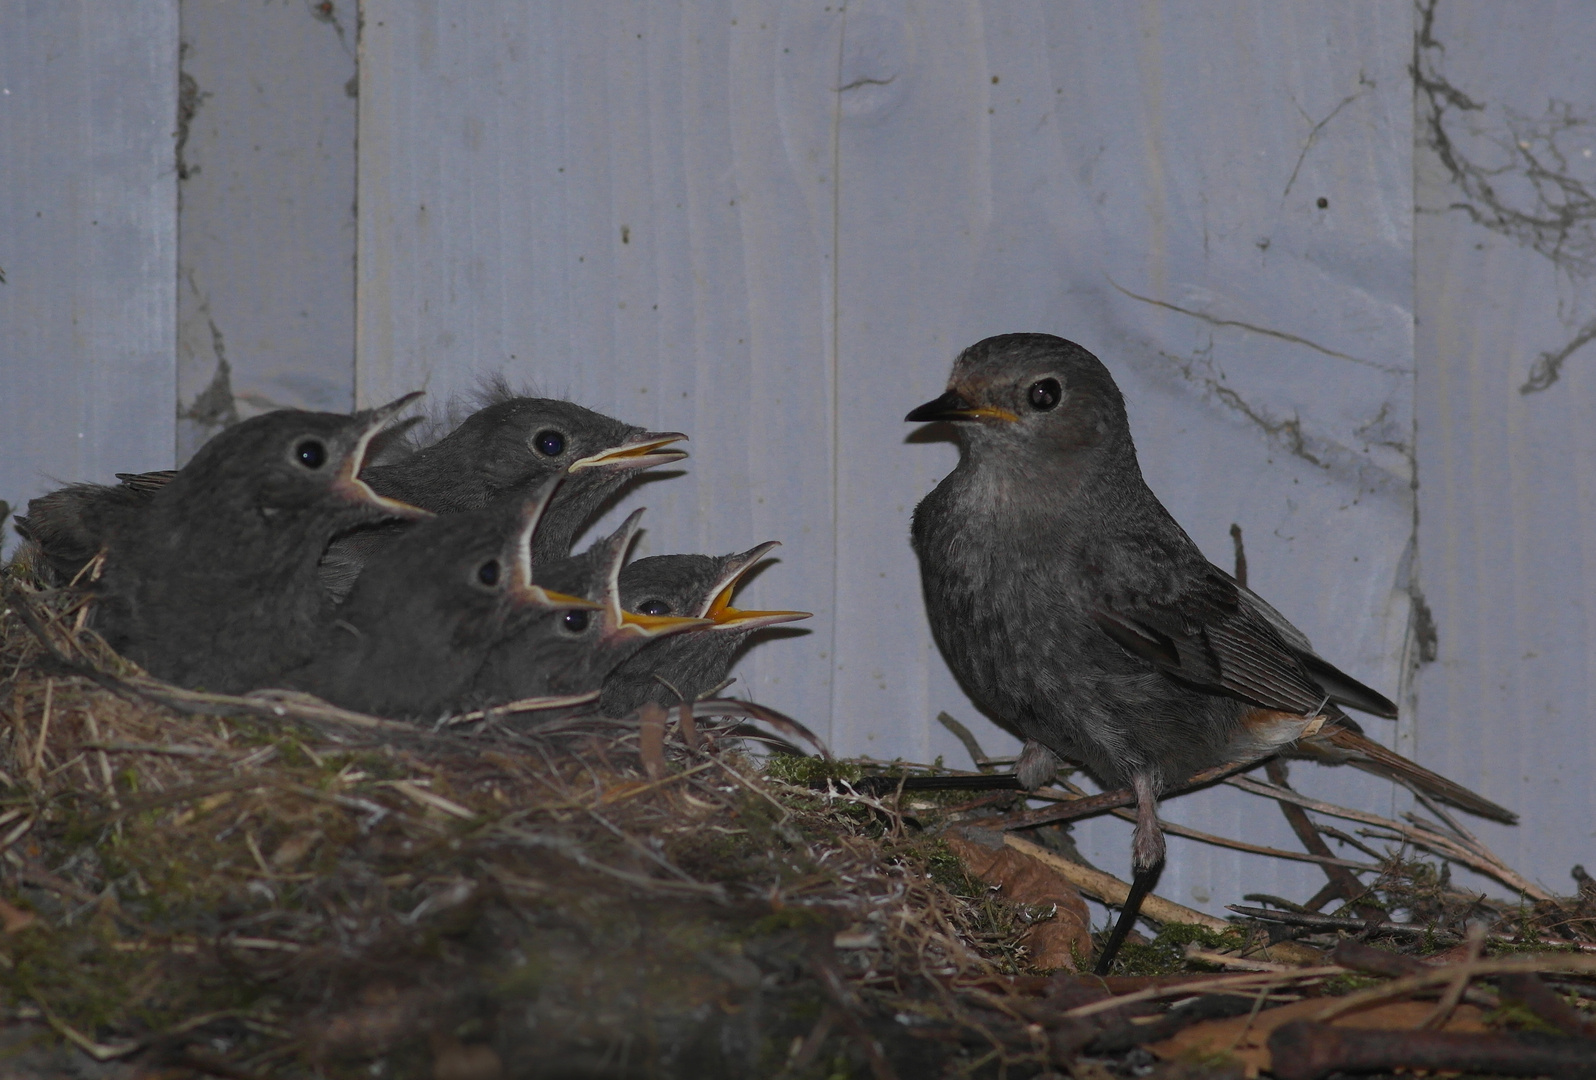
1108, 922, 1248, 977
761, 754, 862, 787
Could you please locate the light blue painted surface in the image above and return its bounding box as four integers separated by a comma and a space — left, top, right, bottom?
1412, 0, 1596, 898
175, 0, 360, 461
0, 1, 178, 532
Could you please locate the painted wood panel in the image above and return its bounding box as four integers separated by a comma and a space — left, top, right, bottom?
1412, 0, 1596, 897
175, 0, 360, 462
0, 1, 178, 540
355, 0, 1425, 912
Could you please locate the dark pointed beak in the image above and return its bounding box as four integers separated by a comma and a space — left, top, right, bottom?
905, 388, 1018, 424
905, 389, 971, 423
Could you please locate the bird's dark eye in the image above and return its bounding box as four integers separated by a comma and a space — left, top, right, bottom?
295, 439, 328, 469
533, 429, 566, 457
560, 610, 590, 634
637, 599, 671, 617
476, 560, 500, 587
1027, 378, 1062, 411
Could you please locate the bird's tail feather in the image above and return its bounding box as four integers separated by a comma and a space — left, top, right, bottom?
1294, 725, 1517, 825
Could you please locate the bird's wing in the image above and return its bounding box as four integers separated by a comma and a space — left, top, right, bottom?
1091, 564, 1334, 718
115, 470, 177, 495
1222, 570, 1398, 719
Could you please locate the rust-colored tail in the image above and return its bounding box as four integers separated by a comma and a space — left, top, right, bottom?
1291, 725, 1517, 825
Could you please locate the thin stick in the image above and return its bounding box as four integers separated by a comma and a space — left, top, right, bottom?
936, 712, 996, 772
1424, 922, 1485, 1028
1002, 834, 1229, 930
1051, 774, 1374, 872
1265, 759, 1369, 907
1002, 757, 1269, 831
1311, 954, 1596, 1024
1225, 775, 1550, 900
31, 678, 53, 779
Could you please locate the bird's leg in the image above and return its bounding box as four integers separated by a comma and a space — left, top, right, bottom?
1014, 739, 1062, 790
1130, 772, 1166, 870
1094, 773, 1165, 975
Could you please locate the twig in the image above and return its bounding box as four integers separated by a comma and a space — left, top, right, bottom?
1265, 759, 1372, 910
30, 678, 53, 780
1424, 922, 1485, 1028
1226, 775, 1550, 900
1268, 1020, 1596, 1080
1001, 757, 1268, 831
937, 712, 997, 772
1311, 955, 1596, 1023
998, 832, 1229, 930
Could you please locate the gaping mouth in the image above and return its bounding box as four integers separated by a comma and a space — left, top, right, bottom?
508, 476, 603, 611
597, 508, 711, 640
904, 389, 1018, 424
699, 541, 812, 631
567, 432, 689, 472
334, 391, 434, 519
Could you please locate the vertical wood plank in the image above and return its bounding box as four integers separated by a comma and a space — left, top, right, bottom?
0, 2, 178, 532
1413, 0, 1596, 894
175, 0, 359, 460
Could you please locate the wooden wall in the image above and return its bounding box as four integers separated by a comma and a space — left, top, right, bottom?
2, 0, 1591, 911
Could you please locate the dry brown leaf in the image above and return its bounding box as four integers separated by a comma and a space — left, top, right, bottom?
945, 831, 1092, 971
0, 895, 38, 934
1150, 997, 1486, 1077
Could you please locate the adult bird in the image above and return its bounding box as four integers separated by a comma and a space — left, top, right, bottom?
285, 477, 600, 720
906, 333, 1513, 973
469, 508, 710, 706
600, 542, 811, 716
95, 395, 431, 693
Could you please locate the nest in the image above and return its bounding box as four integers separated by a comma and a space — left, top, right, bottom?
3, 566, 1596, 1079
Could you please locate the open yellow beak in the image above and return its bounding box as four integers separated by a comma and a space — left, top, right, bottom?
335, 391, 434, 519
567, 431, 689, 472
507, 476, 602, 610
700, 541, 812, 631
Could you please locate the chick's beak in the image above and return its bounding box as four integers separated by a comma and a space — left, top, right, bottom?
904, 388, 1018, 424
618, 610, 713, 637
699, 541, 812, 631
334, 391, 434, 519
568, 431, 689, 472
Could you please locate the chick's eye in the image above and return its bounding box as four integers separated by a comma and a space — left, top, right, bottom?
637, 599, 671, 617
295, 439, 328, 469
476, 560, 500, 587
533, 429, 566, 457
561, 610, 590, 634
1027, 378, 1062, 411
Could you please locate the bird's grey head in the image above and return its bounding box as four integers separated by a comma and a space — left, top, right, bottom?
906, 333, 1130, 465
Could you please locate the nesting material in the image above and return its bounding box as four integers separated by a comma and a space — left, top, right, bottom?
3, 570, 1596, 1079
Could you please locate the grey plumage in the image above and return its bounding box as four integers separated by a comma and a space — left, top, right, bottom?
907, 333, 1510, 970
469, 509, 709, 705
599, 542, 810, 716
95, 395, 431, 693
318, 392, 686, 599
286, 478, 597, 719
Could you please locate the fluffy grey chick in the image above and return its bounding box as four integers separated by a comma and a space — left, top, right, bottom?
599, 543, 810, 716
